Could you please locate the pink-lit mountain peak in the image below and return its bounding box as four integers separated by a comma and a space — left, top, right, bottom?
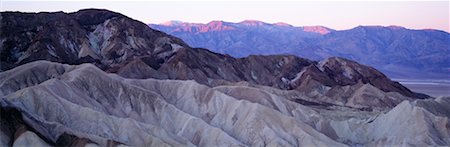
157, 20, 235, 32
160, 20, 204, 27
193, 20, 235, 32
206, 20, 227, 26
387, 25, 406, 30
273, 22, 293, 27
160, 20, 184, 26
154, 20, 334, 34
302, 26, 334, 35
354, 25, 408, 31
239, 20, 267, 26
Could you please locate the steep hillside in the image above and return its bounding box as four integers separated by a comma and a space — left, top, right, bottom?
1, 9, 448, 147
1, 61, 448, 146
150, 21, 450, 79
150, 20, 333, 57
0, 9, 189, 71
0, 9, 425, 101
315, 26, 450, 78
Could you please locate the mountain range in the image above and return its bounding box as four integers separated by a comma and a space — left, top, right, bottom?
150, 20, 450, 79
1, 9, 449, 146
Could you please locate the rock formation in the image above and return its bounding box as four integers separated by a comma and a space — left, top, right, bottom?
1, 60, 448, 146
150, 21, 450, 79
1, 9, 448, 147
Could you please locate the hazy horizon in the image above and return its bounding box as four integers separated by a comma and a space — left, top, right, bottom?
152, 19, 449, 33
1, 1, 449, 32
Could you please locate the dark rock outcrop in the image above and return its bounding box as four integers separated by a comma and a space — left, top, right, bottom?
0, 9, 189, 71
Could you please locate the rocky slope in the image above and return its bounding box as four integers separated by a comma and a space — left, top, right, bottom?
150, 21, 450, 79
0, 9, 426, 105
315, 26, 450, 79
116, 48, 427, 102
150, 20, 332, 57
0, 9, 189, 71
1, 9, 447, 147
0, 61, 448, 146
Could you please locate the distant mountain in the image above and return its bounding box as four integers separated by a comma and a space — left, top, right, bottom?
2, 9, 448, 147
149, 21, 450, 79
1, 10, 422, 101
314, 26, 450, 79
149, 20, 334, 57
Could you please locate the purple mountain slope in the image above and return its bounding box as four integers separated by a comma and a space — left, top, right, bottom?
2, 9, 450, 147
149, 21, 450, 79
0, 9, 426, 100
150, 20, 334, 57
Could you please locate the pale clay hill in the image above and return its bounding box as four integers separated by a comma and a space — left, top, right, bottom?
0, 9, 449, 146
1, 61, 449, 146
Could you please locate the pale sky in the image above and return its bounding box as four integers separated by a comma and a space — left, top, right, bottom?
1, 1, 449, 32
